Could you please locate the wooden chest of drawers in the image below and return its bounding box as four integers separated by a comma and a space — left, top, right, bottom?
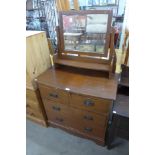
26, 31, 51, 90
37, 66, 117, 145
26, 31, 51, 125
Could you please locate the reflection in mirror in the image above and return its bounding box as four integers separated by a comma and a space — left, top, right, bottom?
63, 14, 108, 54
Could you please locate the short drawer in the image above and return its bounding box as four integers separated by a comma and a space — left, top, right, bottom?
39, 84, 69, 105
70, 107, 108, 128
43, 100, 71, 127
70, 93, 112, 115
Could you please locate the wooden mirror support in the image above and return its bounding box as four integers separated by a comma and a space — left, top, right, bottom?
53, 10, 116, 78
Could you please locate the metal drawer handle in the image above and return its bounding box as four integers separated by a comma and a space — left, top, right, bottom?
83, 115, 93, 121
52, 106, 61, 111
49, 93, 58, 98
84, 127, 93, 132
55, 117, 63, 122
84, 99, 94, 106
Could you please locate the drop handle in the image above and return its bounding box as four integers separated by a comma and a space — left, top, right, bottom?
83, 115, 93, 121
49, 93, 58, 98
84, 127, 93, 132
52, 106, 61, 111
84, 99, 94, 106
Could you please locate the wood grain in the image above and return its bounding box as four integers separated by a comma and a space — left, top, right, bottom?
58, 10, 113, 58
70, 93, 112, 115
70, 107, 108, 128
26, 31, 51, 90
48, 121, 105, 145
54, 59, 110, 72
36, 66, 117, 145
37, 66, 117, 100
26, 88, 48, 126
39, 84, 69, 105
41, 96, 110, 139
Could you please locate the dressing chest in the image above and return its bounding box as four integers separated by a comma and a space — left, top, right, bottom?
37, 66, 117, 145
36, 10, 118, 145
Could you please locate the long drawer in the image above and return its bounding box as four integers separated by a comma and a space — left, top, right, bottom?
69, 108, 107, 138
70, 107, 108, 128
39, 84, 69, 105
43, 99, 71, 127
43, 99, 107, 138
70, 93, 112, 115
75, 123, 105, 139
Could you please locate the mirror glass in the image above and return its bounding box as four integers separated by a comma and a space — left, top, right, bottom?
62, 14, 108, 54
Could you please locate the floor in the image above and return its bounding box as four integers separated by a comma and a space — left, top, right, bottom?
27, 49, 128, 155
26, 120, 129, 155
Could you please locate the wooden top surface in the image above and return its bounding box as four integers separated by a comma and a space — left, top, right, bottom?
26, 31, 44, 37
37, 66, 117, 100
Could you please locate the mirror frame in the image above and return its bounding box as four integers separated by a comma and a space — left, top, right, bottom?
58, 10, 113, 59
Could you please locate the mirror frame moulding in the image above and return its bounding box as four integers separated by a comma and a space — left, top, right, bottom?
58, 10, 113, 59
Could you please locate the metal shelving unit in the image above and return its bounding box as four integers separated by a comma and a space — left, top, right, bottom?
26, 0, 57, 51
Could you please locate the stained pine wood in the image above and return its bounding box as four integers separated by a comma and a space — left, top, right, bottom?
43, 99, 71, 127
41, 98, 107, 141
54, 59, 110, 72
37, 66, 117, 145
69, 107, 107, 128
37, 66, 117, 100
55, 23, 116, 77
58, 10, 113, 58
70, 93, 112, 115
39, 84, 69, 105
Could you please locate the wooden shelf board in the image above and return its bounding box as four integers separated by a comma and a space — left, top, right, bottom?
54, 59, 110, 72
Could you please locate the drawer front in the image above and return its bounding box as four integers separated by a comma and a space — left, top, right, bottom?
26, 89, 39, 103
70, 107, 108, 128
70, 93, 112, 115
26, 101, 43, 119
39, 84, 69, 105
26, 97, 40, 109
46, 110, 71, 127
74, 122, 105, 138
43, 100, 71, 127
